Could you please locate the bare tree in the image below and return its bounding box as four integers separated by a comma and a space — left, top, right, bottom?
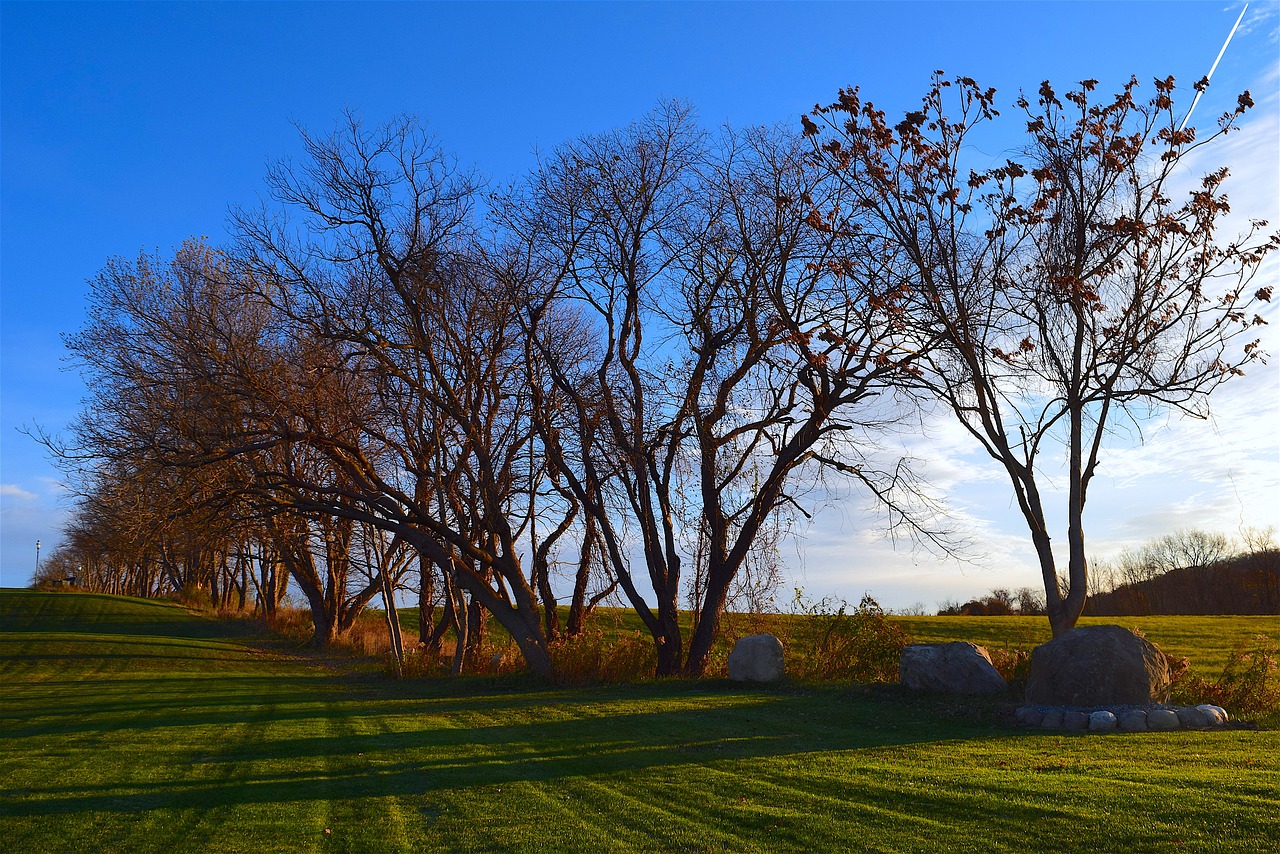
46, 242, 266, 603
229, 115, 579, 675
1146, 528, 1233, 573
506, 107, 938, 675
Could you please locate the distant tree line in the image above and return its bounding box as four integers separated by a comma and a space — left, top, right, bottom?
1086, 527, 1278, 615
938, 528, 1278, 616
36, 74, 1274, 677
937, 587, 1049, 617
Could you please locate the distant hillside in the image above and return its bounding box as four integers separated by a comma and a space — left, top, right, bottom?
1084, 551, 1279, 616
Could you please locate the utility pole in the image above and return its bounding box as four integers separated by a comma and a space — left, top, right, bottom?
35, 539, 42, 579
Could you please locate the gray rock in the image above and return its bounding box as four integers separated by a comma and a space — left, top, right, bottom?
1176, 706, 1209, 729
727, 634, 785, 683
1016, 707, 1045, 727
899, 642, 1007, 694
1195, 704, 1228, 726
1025, 626, 1172, 707
1040, 709, 1064, 729
1089, 710, 1118, 732
1063, 710, 1090, 732
1118, 710, 1148, 732
1147, 708, 1181, 731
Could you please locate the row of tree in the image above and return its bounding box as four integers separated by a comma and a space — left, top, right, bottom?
937, 587, 1049, 617
40, 74, 1274, 677
1085, 527, 1279, 615
935, 527, 1278, 617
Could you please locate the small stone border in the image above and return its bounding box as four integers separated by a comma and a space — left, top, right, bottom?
1015, 703, 1230, 733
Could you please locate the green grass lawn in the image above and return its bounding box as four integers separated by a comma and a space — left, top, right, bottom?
3, 590, 1278, 853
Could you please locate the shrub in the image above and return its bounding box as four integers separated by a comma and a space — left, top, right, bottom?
340, 612, 397, 657
177, 584, 213, 611
987, 646, 1032, 684
396, 645, 447, 679
786, 593, 912, 683
1170, 634, 1279, 717
262, 606, 314, 645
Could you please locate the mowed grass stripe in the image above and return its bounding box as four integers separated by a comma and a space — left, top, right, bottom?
1, 593, 341, 852
571, 774, 759, 852
748, 735, 1278, 851
695, 757, 962, 852
3, 590, 1279, 853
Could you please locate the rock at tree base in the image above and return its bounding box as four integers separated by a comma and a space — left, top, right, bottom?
1176, 706, 1209, 729
1196, 704, 1229, 726
1118, 710, 1148, 732
899, 642, 1007, 694
727, 634, 785, 683
1147, 709, 1180, 731
1025, 625, 1171, 707
1089, 710, 1118, 732
1063, 710, 1090, 732
1015, 706, 1044, 727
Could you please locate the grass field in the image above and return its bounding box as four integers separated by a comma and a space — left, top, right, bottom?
3, 590, 1278, 853
894, 614, 1280, 676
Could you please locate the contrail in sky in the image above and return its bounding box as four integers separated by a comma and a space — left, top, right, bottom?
1179, 3, 1250, 131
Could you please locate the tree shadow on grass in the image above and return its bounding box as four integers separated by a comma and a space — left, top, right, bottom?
0, 683, 1009, 820
0, 591, 258, 640
0, 590, 1019, 825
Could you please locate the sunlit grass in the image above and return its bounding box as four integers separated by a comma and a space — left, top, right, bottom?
895, 614, 1280, 676
2, 590, 1278, 853
396, 605, 1279, 679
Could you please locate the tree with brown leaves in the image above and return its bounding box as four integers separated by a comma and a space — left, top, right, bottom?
807, 73, 1276, 635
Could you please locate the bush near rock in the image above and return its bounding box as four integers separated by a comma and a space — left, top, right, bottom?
727, 634, 785, 683
1025, 625, 1171, 706
899, 642, 1007, 694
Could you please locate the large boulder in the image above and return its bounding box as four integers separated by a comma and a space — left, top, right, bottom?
727, 634, 785, 683
1025, 625, 1171, 706
899, 642, 1007, 694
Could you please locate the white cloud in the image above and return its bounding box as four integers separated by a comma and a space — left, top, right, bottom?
1236, 2, 1279, 40
0, 484, 38, 501
36, 476, 71, 495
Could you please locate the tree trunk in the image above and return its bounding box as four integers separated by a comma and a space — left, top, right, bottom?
535, 561, 559, 642
380, 570, 404, 678
1058, 400, 1089, 636
566, 519, 595, 636
654, 597, 683, 677
684, 570, 732, 677
464, 594, 487, 671
417, 551, 435, 641
449, 573, 468, 677
303, 590, 338, 647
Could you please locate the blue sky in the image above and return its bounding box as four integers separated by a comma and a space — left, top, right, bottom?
3, 1, 1277, 603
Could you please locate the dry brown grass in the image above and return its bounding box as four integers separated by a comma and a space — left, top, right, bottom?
261, 606, 314, 645
546, 629, 657, 684
714, 595, 912, 683
1170, 634, 1280, 718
